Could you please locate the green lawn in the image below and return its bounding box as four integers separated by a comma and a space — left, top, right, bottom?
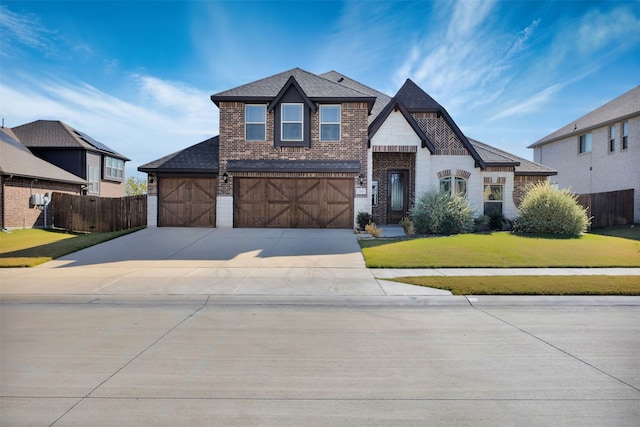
393, 275, 640, 295
360, 231, 640, 268
0, 227, 143, 267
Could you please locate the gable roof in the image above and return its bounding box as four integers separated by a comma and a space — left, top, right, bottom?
210, 68, 376, 113
0, 128, 87, 184
469, 138, 556, 176
11, 120, 129, 160
368, 98, 437, 152
138, 136, 219, 174
319, 71, 392, 122
369, 79, 486, 168
530, 85, 640, 148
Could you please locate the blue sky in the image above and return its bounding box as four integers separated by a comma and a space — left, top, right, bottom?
1, 0, 639, 177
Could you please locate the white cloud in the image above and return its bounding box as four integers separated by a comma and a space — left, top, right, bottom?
0, 74, 218, 175
488, 83, 564, 121
0, 5, 54, 54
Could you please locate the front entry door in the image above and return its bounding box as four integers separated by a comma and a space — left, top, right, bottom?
387, 170, 408, 224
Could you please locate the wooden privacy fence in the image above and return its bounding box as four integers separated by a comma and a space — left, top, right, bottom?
577, 189, 634, 229
52, 192, 147, 232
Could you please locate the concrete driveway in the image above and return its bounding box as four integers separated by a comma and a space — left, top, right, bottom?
0, 228, 448, 297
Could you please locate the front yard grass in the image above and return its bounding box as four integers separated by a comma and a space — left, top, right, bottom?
393, 275, 640, 295
0, 227, 143, 267
360, 230, 640, 268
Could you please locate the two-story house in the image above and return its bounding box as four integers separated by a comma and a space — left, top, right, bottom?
1, 127, 86, 229
12, 120, 129, 198
140, 68, 555, 228
529, 86, 639, 223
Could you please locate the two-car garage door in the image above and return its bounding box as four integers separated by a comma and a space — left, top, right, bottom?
234, 178, 353, 228
158, 176, 354, 228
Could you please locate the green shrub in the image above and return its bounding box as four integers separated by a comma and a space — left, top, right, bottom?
513, 182, 590, 237
356, 211, 372, 231
489, 212, 506, 231
412, 190, 475, 235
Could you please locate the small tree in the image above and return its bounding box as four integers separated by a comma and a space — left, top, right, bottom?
412, 189, 475, 235
513, 182, 590, 237
125, 176, 148, 196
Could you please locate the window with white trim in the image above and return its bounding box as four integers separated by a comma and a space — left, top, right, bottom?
245, 105, 266, 141
440, 176, 467, 197
579, 133, 592, 153
622, 121, 628, 150
609, 125, 616, 153
105, 156, 124, 180
281, 103, 303, 141
320, 105, 340, 141
484, 184, 503, 216
88, 165, 100, 194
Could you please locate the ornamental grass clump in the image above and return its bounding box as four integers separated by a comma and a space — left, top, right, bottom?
513, 182, 590, 237
412, 190, 475, 235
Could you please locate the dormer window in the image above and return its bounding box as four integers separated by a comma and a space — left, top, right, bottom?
281, 103, 303, 141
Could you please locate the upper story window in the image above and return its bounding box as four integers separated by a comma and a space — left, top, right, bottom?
320, 105, 341, 141
245, 105, 266, 141
281, 103, 303, 141
105, 156, 124, 180
88, 165, 99, 194
579, 133, 592, 154
609, 125, 616, 153
622, 121, 628, 150
440, 176, 467, 197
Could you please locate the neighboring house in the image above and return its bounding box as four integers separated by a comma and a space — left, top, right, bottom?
140, 68, 555, 228
12, 120, 129, 198
529, 86, 640, 223
0, 127, 86, 229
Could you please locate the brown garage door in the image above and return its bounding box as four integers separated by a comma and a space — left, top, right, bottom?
234, 178, 353, 228
158, 177, 216, 227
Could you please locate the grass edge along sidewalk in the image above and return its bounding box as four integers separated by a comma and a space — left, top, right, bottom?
360, 231, 640, 268
392, 275, 640, 296
0, 227, 144, 268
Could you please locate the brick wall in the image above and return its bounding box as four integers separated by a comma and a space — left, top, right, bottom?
1, 177, 82, 229
99, 179, 125, 198
218, 101, 369, 197
372, 152, 416, 225
513, 175, 548, 208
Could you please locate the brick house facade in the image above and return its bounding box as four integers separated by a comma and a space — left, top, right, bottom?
140, 68, 555, 228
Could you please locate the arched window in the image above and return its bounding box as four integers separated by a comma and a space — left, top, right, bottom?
440, 176, 467, 197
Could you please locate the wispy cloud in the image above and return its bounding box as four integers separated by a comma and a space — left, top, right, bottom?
0, 5, 55, 55
489, 83, 563, 121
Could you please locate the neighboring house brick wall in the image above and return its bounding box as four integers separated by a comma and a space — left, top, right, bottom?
533, 115, 639, 222
100, 179, 125, 198
1, 177, 81, 229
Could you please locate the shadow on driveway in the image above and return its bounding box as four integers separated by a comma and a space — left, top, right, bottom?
47, 227, 365, 268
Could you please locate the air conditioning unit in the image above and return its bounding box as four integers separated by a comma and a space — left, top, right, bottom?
30, 193, 44, 206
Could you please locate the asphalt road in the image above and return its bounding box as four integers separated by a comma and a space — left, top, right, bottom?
2, 297, 639, 426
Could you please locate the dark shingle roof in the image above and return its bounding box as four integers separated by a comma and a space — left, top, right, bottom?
11, 120, 129, 160
469, 138, 556, 176
227, 159, 361, 173
320, 71, 392, 122
0, 128, 87, 184
210, 68, 376, 113
138, 136, 219, 173
394, 79, 444, 111
530, 85, 640, 147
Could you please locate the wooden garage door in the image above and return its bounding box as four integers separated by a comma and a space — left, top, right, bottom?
234, 178, 353, 228
158, 177, 216, 227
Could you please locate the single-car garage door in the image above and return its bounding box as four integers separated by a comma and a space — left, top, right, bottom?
158, 177, 216, 227
234, 178, 353, 228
